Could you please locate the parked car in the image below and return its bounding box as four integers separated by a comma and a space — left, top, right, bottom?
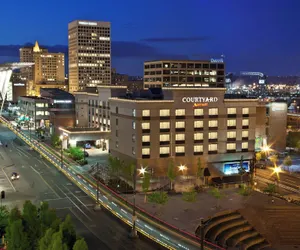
11, 172, 20, 181
84, 143, 92, 149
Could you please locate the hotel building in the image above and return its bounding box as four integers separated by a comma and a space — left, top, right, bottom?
143, 60, 225, 89
68, 20, 111, 93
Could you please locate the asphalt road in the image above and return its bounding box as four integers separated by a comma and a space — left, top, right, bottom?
0, 124, 158, 250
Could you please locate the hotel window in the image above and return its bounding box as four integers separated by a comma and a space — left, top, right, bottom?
194, 121, 203, 128
227, 131, 236, 139
227, 119, 236, 127
36, 103, 44, 107
242, 131, 249, 138
160, 109, 170, 117
142, 135, 150, 142
227, 143, 236, 151
242, 119, 249, 127
176, 134, 185, 141
132, 134, 136, 142
116, 107, 118, 114
116, 141, 119, 148
142, 148, 150, 155
132, 109, 136, 117
209, 132, 218, 139
209, 108, 218, 116
194, 145, 203, 153
142, 109, 150, 117
208, 144, 218, 152
175, 146, 185, 155
142, 122, 150, 129
175, 121, 185, 128
115, 130, 118, 137
160, 122, 170, 129
209, 120, 218, 128
160, 134, 170, 142
175, 109, 185, 116
194, 108, 204, 116
132, 121, 136, 129
194, 133, 203, 141
160, 147, 170, 154
132, 147, 135, 155
242, 142, 248, 149
227, 108, 236, 114
116, 118, 118, 126
242, 108, 249, 115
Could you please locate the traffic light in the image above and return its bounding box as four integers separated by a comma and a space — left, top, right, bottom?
1, 191, 5, 199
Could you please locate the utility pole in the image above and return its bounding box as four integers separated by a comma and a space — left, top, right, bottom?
200, 218, 204, 250
129, 165, 138, 238
94, 163, 101, 210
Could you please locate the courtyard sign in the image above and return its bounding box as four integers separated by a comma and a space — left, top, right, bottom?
182, 97, 218, 103
210, 58, 224, 63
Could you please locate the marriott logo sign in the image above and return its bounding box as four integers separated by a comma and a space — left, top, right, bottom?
182, 97, 218, 103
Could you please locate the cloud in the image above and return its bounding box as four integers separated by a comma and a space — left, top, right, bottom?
141, 36, 210, 43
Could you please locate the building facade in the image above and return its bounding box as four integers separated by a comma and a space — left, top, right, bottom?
68, 20, 111, 93
144, 60, 225, 89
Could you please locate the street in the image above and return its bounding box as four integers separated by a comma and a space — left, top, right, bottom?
0, 123, 158, 250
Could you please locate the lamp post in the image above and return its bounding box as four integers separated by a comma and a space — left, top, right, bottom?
94, 162, 101, 210
60, 135, 63, 169
178, 164, 187, 180
129, 164, 138, 239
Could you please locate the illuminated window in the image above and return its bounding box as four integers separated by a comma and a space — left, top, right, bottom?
209, 120, 218, 127
175, 146, 185, 153
132, 147, 135, 155
175, 109, 185, 116
142, 110, 150, 116
227, 143, 236, 150
227, 131, 236, 138
208, 144, 218, 151
132, 109, 136, 117
175, 121, 185, 128
194, 145, 203, 152
132, 121, 136, 129
242, 119, 249, 126
242, 108, 249, 115
194, 109, 204, 116
194, 133, 203, 140
160, 109, 170, 116
242, 131, 249, 138
209, 108, 218, 116
160, 134, 170, 141
209, 132, 218, 139
160, 122, 170, 129
227, 108, 236, 114
176, 134, 185, 141
142, 122, 150, 129
227, 119, 236, 127
116, 141, 119, 148
36, 111, 45, 116
142, 148, 150, 155
160, 147, 170, 154
194, 121, 203, 128
142, 135, 150, 142
36, 103, 45, 107
242, 142, 248, 149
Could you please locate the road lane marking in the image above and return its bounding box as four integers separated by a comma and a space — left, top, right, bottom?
2, 167, 16, 192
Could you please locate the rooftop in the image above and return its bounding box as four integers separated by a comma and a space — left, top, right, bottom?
144, 59, 224, 63
40, 88, 74, 99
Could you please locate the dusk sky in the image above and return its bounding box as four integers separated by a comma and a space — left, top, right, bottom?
1, 0, 300, 76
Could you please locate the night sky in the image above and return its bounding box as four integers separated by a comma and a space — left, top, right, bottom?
1, 0, 300, 76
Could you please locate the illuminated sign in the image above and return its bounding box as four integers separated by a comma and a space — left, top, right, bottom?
78, 21, 97, 26
54, 100, 72, 104
259, 79, 265, 84
210, 58, 224, 63
182, 97, 218, 103
223, 161, 250, 175
13, 83, 25, 86
193, 103, 208, 108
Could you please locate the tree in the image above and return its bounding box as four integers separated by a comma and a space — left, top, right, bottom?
255, 152, 262, 162
39, 202, 60, 234
8, 207, 22, 224
209, 188, 223, 208
283, 155, 292, 172
142, 172, 151, 203
238, 156, 246, 185
167, 159, 176, 190
38, 228, 54, 250
49, 231, 67, 250
264, 183, 276, 195
148, 192, 168, 205
0, 206, 9, 236
68, 147, 84, 161
269, 154, 278, 166
6, 219, 29, 250
182, 190, 197, 202
196, 157, 204, 180
59, 214, 77, 249
51, 134, 60, 148
73, 238, 88, 250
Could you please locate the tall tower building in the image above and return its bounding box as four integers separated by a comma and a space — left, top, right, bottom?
68, 20, 111, 93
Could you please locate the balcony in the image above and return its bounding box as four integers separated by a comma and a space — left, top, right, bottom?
209, 139, 218, 143
175, 128, 185, 132
194, 139, 203, 143
160, 116, 170, 120
194, 127, 203, 132
209, 115, 218, 118
142, 129, 150, 133
175, 140, 185, 144
142, 155, 150, 159
208, 151, 218, 155
142, 116, 150, 120
227, 150, 236, 153
227, 114, 237, 118
160, 154, 170, 158
194, 152, 203, 156
227, 138, 236, 142
227, 126, 236, 130
242, 137, 249, 141
175, 116, 185, 119
142, 142, 150, 146
209, 126, 218, 131
175, 153, 185, 156
160, 128, 170, 133
194, 115, 204, 119
242, 125, 249, 129
160, 141, 170, 145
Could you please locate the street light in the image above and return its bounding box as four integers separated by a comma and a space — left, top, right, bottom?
60, 135, 63, 169
138, 166, 147, 176
178, 164, 187, 180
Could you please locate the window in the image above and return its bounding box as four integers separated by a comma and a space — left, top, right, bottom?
115, 130, 118, 137
160, 109, 170, 116
160, 147, 170, 154
242, 119, 249, 126
132, 147, 135, 155
132, 134, 136, 142
116, 118, 118, 126
142, 148, 150, 155
175, 146, 185, 153
227, 143, 236, 150
194, 108, 204, 116
209, 120, 218, 127
142, 135, 150, 142
176, 134, 185, 141
36, 103, 44, 107
194, 133, 203, 140
142, 110, 150, 116
227, 131, 236, 138
160, 134, 170, 141
242, 131, 249, 138
208, 144, 218, 151
227, 108, 236, 114
209, 108, 218, 116
194, 121, 203, 128
160, 122, 170, 129
142, 122, 150, 129
175, 109, 185, 116
116, 107, 118, 114
132, 121, 136, 129
116, 141, 119, 148
194, 145, 203, 152
36, 111, 45, 116
227, 119, 236, 127
132, 109, 136, 117
175, 121, 185, 128
242, 108, 249, 115
209, 132, 218, 139
242, 142, 248, 149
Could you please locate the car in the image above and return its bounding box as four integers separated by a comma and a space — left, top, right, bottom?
84, 151, 89, 157
11, 172, 20, 181
84, 143, 92, 149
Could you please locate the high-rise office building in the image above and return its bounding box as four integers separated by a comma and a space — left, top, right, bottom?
68, 20, 111, 93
